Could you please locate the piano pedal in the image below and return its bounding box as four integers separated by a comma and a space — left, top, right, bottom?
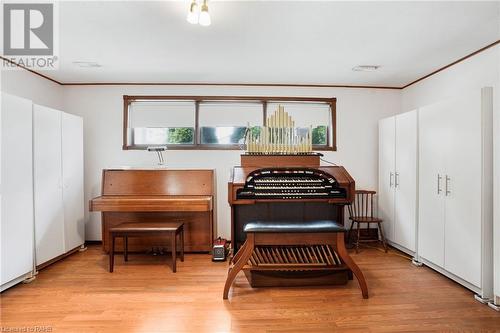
411, 258, 423, 267
474, 294, 491, 305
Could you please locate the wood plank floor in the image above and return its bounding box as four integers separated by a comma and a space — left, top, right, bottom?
1, 245, 499, 333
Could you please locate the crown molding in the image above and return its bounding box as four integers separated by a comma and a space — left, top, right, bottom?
401, 39, 500, 89
1, 39, 498, 90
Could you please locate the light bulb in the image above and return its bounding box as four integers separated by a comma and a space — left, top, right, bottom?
187, 1, 199, 24
199, 1, 211, 26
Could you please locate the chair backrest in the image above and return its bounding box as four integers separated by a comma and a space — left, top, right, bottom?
348, 190, 376, 219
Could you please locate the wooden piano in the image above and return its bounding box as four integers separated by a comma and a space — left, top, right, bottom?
228, 154, 355, 287
90, 169, 215, 253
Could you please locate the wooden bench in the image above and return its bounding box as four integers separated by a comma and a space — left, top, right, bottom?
223, 220, 368, 299
109, 222, 184, 273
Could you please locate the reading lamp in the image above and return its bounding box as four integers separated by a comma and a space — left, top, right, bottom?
147, 146, 167, 165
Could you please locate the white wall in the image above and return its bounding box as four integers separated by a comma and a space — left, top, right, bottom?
62, 85, 401, 240
1, 70, 64, 110
401, 45, 500, 301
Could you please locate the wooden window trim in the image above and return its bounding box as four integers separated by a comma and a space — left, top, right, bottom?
123, 95, 337, 151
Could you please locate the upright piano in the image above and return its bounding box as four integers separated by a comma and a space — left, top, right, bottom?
90, 169, 215, 253
228, 154, 355, 286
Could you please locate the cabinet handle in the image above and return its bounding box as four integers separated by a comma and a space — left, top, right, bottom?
437, 174, 442, 194
390, 172, 394, 187
395, 172, 400, 188
445, 175, 451, 196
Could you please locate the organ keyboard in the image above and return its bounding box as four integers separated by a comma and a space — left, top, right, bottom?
236, 168, 347, 199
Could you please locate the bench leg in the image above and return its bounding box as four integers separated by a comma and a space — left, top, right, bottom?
230, 240, 249, 267
171, 232, 177, 273
223, 234, 254, 300
180, 227, 184, 262
109, 234, 115, 273
335, 233, 368, 299
124, 236, 128, 262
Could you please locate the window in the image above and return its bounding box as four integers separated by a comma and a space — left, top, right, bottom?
127, 100, 195, 146
199, 102, 263, 145
266, 102, 332, 146
123, 96, 336, 150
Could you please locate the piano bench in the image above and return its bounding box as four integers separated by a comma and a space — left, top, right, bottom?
223, 220, 368, 300
108, 222, 184, 273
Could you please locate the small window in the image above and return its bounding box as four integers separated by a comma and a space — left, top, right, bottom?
127, 101, 195, 147
266, 102, 332, 147
198, 102, 263, 146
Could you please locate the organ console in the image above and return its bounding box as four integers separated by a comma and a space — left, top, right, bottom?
228, 153, 355, 287
90, 168, 215, 253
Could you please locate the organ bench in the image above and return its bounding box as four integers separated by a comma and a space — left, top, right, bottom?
223, 220, 368, 299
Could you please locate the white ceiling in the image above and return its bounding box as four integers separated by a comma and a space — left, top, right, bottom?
43, 1, 499, 86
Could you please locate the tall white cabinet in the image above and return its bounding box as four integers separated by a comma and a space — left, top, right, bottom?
0, 93, 35, 291
378, 110, 418, 255
418, 88, 493, 299
0, 92, 84, 291
62, 113, 85, 251
34, 106, 85, 266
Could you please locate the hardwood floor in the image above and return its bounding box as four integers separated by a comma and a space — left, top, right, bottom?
1, 245, 499, 333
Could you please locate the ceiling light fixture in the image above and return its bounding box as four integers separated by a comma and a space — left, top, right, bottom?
72, 61, 102, 68
186, 0, 199, 24
187, 0, 211, 26
352, 65, 380, 72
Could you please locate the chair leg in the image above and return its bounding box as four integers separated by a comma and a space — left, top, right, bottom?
223, 234, 254, 300
124, 236, 128, 262
171, 232, 177, 273
180, 227, 184, 262
335, 233, 369, 299
355, 222, 361, 253
378, 223, 388, 253
109, 234, 115, 273
346, 221, 355, 247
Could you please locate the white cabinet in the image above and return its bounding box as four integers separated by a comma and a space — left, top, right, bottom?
378, 110, 418, 255
34, 106, 85, 266
0, 93, 35, 291
418, 88, 493, 298
418, 100, 447, 267
61, 113, 85, 251
378, 117, 396, 242
33, 106, 65, 265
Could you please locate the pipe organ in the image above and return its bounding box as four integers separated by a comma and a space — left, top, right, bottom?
246, 105, 313, 154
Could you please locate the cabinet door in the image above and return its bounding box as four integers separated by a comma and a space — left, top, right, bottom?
394, 110, 417, 252
418, 101, 447, 267
62, 113, 85, 251
378, 117, 395, 241
34, 105, 65, 265
443, 90, 482, 287
1, 93, 34, 286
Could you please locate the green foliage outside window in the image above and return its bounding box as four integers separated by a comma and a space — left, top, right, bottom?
312, 126, 327, 145
167, 128, 194, 144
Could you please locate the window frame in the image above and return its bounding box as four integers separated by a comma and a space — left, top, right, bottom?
123, 95, 337, 151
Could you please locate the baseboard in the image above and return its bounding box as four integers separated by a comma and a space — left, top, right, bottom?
1, 271, 34, 292
36, 244, 84, 271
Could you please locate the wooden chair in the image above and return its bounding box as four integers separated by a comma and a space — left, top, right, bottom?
347, 190, 388, 253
